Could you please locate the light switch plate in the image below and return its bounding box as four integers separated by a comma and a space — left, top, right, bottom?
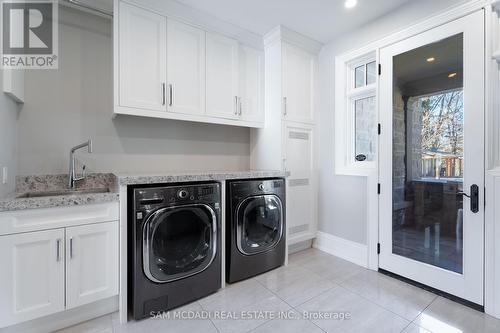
2, 167, 7, 184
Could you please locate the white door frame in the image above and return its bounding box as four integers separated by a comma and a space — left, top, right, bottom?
378, 10, 485, 305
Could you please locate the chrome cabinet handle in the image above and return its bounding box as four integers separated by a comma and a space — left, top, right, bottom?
238, 97, 242, 116
56, 239, 61, 262
169, 84, 173, 107
283, 97, 287, 116
69, 237, 74, 259
162, 83, 166, 105
234, 96, 238, 115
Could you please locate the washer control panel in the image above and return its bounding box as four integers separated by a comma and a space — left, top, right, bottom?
134, 183, 221, 218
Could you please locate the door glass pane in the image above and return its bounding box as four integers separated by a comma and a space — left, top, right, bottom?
366, 61, 377, 85
148, 206, 215, 281
355, 96, 377, 161
355, 65, 365, 88
392, 34, 464, 274
238, 196, 282, 254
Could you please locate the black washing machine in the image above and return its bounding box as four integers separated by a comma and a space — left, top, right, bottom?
128, 182, 221, 320
226, 178, 286, 283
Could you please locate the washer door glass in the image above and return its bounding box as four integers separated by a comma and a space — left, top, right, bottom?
143, 204, 217, 283
236, 195, 283, 255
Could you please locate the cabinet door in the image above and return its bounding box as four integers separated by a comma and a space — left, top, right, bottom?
167, 20, 206, 115
66, 221, 118, 309
206, 32, 239, 119
282, 43, 315, 124
239, 46, 264, 123
283, 123, 316, 244
119, 2, 166, 111
0, 229, 65, 327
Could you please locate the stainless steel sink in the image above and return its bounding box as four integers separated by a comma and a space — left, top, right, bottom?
16, 188, 110, 198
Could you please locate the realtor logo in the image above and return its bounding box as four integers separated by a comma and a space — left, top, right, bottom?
1, 0, 58, 69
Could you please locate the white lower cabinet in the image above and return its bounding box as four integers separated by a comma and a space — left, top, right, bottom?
0, 229, 65, 327
0, 204, 119, 329
66, 222, 119, 309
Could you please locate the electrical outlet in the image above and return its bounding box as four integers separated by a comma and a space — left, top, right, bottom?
2, 167, 7, 184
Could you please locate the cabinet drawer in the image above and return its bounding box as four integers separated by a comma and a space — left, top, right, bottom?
0, 203, 119, 236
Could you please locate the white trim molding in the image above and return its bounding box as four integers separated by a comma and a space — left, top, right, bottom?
1, 296, 118, 333
313, 231, 368, 268
485, 168, 500, 318
263, 25, 323, 55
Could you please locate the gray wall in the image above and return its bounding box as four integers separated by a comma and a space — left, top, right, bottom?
0, 71, 19, 197
17, 6, 250, 176
317, 0, 468, 244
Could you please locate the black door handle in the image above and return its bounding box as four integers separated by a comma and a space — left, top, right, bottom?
470, 184, 479, 213
457, 185, 479, 213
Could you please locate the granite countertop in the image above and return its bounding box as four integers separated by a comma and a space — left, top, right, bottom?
115, 170, 289, 186
0, 170, 288, 212
0, 174, 119, 212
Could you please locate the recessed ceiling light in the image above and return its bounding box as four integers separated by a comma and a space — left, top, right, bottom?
448, 72, 457, 78
345, 0, 357, 9
426, 57, 435, 63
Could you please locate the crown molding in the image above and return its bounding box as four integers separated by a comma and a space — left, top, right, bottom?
264, 25, 323, 54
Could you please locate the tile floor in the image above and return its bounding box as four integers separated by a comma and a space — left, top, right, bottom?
57, 248, 500, 333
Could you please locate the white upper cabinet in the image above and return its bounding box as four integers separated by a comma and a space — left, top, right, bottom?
0, 229, 65, 327
282, 42, 315, 124
115, 0, 264, 127
167, 20, 206, 116
205, 32, 239, 120
239, 46, 264, 123
119, 2, 166, 111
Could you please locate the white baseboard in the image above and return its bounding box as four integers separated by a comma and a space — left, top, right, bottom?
288, 239, 313, 254
313, 231, 368, 268
2, 296, 118, 333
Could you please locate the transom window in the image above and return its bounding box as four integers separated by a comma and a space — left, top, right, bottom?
355, 61, 377, 88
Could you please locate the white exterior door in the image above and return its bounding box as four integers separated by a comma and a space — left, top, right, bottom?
167, 20, 206, 116
119, 2, 167, 111
66, 222, 119, 309
283, 123, 316, 244
206, 32, 239, 120
282, 43, 315, 124
379, 11, 484, 304
0, 229, 65, 327
239, 46, 264, 123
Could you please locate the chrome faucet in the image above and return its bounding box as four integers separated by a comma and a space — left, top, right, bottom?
68, 140, 93, 189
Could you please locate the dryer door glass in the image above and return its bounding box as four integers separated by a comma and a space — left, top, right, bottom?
237, 195, 283, 255
143, 204, 217, 283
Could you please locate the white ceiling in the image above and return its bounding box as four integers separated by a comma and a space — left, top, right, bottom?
173, 0, 415, 43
